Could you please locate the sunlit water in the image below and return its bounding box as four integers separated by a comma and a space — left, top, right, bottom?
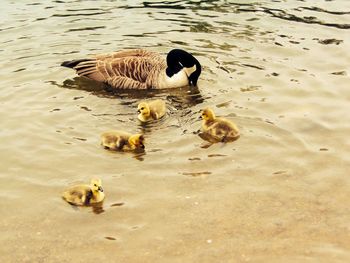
1, 0, 350, 262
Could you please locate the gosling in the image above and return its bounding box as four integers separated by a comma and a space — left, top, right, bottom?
200, 108, 240, 143
62, 178, 105, 206
101, 130, 145, 151
137, 99, 166, 122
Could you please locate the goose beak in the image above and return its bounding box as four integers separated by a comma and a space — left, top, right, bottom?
98, 186, 104, 192
140, 144, 145, 149
189, 78, 197, 87
137, 109, 141, 113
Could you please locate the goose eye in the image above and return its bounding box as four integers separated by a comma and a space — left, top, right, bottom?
141, 107, 144, 110
94, 184, 97, 187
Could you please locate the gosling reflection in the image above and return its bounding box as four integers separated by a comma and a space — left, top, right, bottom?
91, 202, 105, 214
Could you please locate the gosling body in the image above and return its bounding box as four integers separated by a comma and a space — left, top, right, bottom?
61, 49, 201, 89
200, 108, 240, 143
62, 179, 105, 206
101, 130, 145, 151
137, 99, 166, 122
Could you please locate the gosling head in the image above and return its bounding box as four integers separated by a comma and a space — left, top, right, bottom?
90, 178, 103, 193
137, 102, 151, 118
200, 108, 216, 121
128, 134, 145, 150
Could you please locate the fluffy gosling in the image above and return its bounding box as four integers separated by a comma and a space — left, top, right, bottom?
101, 130, 145, 151
62, 178, 105, 206
200, 108, 240, 143
137, 99, 166, 122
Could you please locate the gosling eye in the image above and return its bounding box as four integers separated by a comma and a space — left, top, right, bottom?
94, 184, 97, 187
141, 107, 144, 110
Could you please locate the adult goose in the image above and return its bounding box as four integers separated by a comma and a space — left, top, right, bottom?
61, 49, 201, 89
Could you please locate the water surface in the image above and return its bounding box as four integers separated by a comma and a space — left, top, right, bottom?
1, 0, 350, 262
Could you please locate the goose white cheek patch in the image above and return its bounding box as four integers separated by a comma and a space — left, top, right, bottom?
183, 65, 197, 77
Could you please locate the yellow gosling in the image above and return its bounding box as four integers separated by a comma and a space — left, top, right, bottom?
101, 130, 145, 151
200, 108, 240, 142
62, 178, 105, 206
137, 99, 166, 122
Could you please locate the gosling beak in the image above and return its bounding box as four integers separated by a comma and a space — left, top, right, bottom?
98, 186, 104, 192
199, 115, 202, 120
137, 110, 141, 114
140, 144, 145, 149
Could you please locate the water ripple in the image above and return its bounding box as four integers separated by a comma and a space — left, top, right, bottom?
301, 6, 350, 15
237, 6, 350, 29
66, 26, 106, 32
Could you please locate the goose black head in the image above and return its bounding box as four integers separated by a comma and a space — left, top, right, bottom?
166, 49, 202, 86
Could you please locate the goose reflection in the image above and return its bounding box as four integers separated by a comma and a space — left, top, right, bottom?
52, 77, 204, 108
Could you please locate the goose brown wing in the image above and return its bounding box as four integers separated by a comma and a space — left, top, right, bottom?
95, 49, 161, 60
72, 52, 165, 89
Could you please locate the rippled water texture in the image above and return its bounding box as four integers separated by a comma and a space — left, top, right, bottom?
1, 0, 350, 262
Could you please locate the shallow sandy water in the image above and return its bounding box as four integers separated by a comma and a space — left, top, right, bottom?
1, 0, 350, 262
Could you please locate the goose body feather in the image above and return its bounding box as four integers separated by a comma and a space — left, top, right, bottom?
61, 49, 201, 89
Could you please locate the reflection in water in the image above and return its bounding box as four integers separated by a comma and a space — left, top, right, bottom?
110, 202, 124, 207
54, 77, 204, 107
91, 202, 105, 214
198, 132, 240, 148
101, 145, 146, 162
198, 131, 240, 143
47, 78, 111, 97
66, 201, 105, 214
104, 236, 116, 241
132, 149, 146, 161
182, 171, 211, 177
